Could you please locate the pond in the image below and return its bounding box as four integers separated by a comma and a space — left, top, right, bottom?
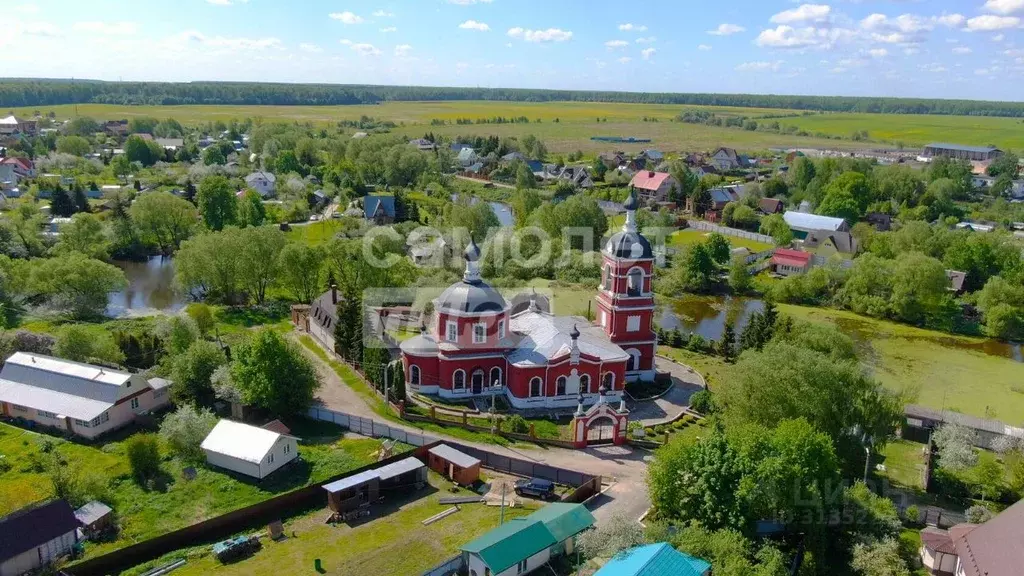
450, 193, 514, 227
107, 257, 186, 317
658, 294, 1023, 363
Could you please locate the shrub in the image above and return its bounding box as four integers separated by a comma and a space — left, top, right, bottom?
668, 329, 685, 348
689, 389, 716, 415
0, 454, 10, 474
904, 504, 920, 525
965, 504, 994, 524
503, 414, 529, 434
159, 405, 218, 463
687, 334, 707, 353
125, 434, 161, 483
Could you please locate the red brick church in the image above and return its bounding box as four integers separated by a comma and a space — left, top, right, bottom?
400, 189, 656, 410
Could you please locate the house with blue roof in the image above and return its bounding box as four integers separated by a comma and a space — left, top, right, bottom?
363, 194, 396, 224
461, 503, 595, 576
594, 543, 710, 576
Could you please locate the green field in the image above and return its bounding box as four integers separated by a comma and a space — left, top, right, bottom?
140, 471, 533, 576
15, 100, 1024, 153
0, 420, 384, 557
669, 229, 774, 252
779, 305, 1024, 423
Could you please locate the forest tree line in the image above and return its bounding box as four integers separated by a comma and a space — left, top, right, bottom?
5, 79, 1024, 117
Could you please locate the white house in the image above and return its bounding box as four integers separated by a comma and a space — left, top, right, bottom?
458, 147, 478, 167
201, 420, 299, 480
0, 352, 171, 439
782, 210, 850, 238
461, 503, 594, 576
245, 171, 276, 198
0, 500, 80, 576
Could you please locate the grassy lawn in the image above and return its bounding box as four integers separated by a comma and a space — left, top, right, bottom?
899, 529, 930, 576
151, 471, 534, 576
0, 420, 384, 557
670, 229, 773, 252
778, 305, 1024, 423
283, 220, 344, 246
876, 439, 927, 491
657, 346, 736, 391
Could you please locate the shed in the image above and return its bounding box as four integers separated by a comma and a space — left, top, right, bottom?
428, 444, 481, 486
201, 420, 299, 480
74, 501, 113, 537
0, 500, 79, 576
323, 457, 427, 513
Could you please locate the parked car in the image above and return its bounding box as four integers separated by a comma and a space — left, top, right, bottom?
514, 478, 556, 500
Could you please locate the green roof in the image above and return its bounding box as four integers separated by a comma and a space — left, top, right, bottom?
461, 519, 556, 574
524, 503, 596, 542
460, 504, 595, 573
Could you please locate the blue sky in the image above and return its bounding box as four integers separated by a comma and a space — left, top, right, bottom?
4, 0, 1024, 100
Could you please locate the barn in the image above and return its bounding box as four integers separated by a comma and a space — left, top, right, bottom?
428, 444, 481, 486
201, 420, 299, 480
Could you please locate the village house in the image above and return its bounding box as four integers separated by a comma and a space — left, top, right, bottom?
400, 190, 656, 410
758, 198, 785, 215
918, 497, 1024, 576
307, 285, 341, 350
0, 156, 35, 179
640, 149, 664, 163
629, 171, 676, 203
599, 151, 627, 170
866, 212, 893, 231
155, 138, 184, 151
946, 270, 967, 294
201, 419, 299, 480
0, 352, 171, 439
244, 170, 276, 198
770, 248, 812, 276
594, 543, 711, 576
0, 115, 37, 137
709, 147, 749, 171
802, 230, 858, 256
956, 221, 996, 233
461, 503, 595, 576
458, 147, 478, 167
782, 211, 849, 239
923, 142, 1002, 162
409, 138, 436, 152
0, 500, 79, 576
364, 194, 396, 224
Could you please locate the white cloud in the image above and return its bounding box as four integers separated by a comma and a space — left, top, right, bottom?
966, 15, 1021, 31
641, 47, 656, 59
604, 40, 628, 48
770, 4, 831, 25
350, 42, 380, 56
860, 14, 934, 44
984, 0, 1024, 15
635, 37, 656, 44
447, 0, 493, 4
994, 33, 1006, 41
698, 44, 712, 51
507, 27, 572, 42
505, 42, 512, 48
372, 10, 394, 17
394, 44, 411, 56
975, 67, 996, 76
339, 38, 353, 45
736, 60, 784, 72
8, 19, 60, 37
618, 23, 647, 32
206, 0, 249, 5
72, 21, 138, 35
298, 43, 322, 53
755, 25, 853, 49
708, 23, 745, 36
952, 46, 972, 54
936, 14, 966, 28
380, 26, 397, 33
329, 11, 364, 24
616, 56, 631, 63
921, 62, 947, 73
459, 20, 490, 31
174, 31, 282, 51
903, 47, 920, 55
868, 48, 887, 58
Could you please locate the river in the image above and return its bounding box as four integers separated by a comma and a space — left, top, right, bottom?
658, 294, 1023, 363
450, 193, 514, 227
107, 257, 186, 317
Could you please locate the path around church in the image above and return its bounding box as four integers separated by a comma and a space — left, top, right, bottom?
300, 338, 662, 526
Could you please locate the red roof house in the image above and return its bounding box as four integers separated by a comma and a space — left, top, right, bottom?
629, 171, 676, 203
770, 248, 811, 276
1, 157, 34, 177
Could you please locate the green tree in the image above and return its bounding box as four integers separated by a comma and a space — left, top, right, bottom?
50, 185, 75, 217
237, 189, 267, 228
278, 243, 324, 303
197, 175, 237, 231
54, 324, 125, 365
692, 184, 712, 217
158, 314, 200, 356
791, 156, 816, 189
56, 135, 91, 157
590, 157, 608, 182
230, 329, 321, 416
237, 226, 286, 304
720, 322, 737, 362
185, 303, 215, 337
706, 233, 731, 264
130, 191, 199, 253
275, 150, 301, 174
203, 145, 226, 166
818, 173, 869, 223
159, 404, 218, 464
986, 151, 1020, 178
761, 177, 788, 199
125, 434, 161, 483
875, 165, 925, 206
850, 538, 911, 576
729, 258, 752, 293
509, 188, 543, 228
670, 162, 699, 204
124, 134, 158, 166
52, 213, 110, 260
759, 213, 793, 245
111, 154, 132, 184
170, 340, 226, 405
515, 162, 537, 189
667, 242, 717, 293
974, 458, 1004, 502
28, 253, 127, 319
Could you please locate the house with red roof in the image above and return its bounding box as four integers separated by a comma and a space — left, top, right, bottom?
628, 171, 676, 203
918, 498, 1024, 576
770, 248, 811, 276
0, 156, 35, 178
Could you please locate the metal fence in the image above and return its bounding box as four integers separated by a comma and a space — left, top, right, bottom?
687, 220, 775, 245
810, 254, 854, 269
421, 555, 463, 576
307, 406, 437, 447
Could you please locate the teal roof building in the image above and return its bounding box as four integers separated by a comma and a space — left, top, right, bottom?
594, 543, 711, 576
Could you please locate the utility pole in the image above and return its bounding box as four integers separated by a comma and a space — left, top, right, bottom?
500, 482, 506, 525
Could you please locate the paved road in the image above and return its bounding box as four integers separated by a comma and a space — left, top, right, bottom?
627, 357, 706, 426
295, 333, 653, 523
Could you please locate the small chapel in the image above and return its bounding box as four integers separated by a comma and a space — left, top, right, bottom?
400, 188, 657, 412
